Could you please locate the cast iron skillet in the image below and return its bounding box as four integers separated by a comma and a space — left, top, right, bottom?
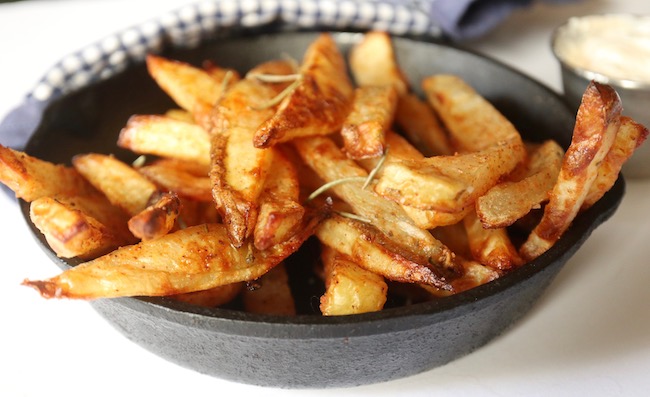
20, 31, 624, 388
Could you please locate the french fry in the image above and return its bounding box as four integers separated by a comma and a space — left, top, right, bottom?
29, 194, 134, 259
423, 74, 526, 158
169, 282, 243, 307
348, 31, 409, 95
316, 215, 453, 291
520, 81, 622, 260
359, 131, 469, 229
253, 33, 354, 148
394, 93, 453, 156
72, 153, 159, 217
583, 116, 649, 208
138, 161, 212, 202
375, 140, 522, 213
253, 149, 305, 250
476, 140, 564, 228
319, 245, 387, 316
341, 85, 398, 160
127, 192, 181, 241
242, 264, 296, 316
164, 108, 195, 123
209, 60, 296, 247
22, 212, 322, 300
146, 54, 238, 121
0, 144, 95, 202
463, 211, 523, 271
118, 115, 211, 167
293, 135, 454, 269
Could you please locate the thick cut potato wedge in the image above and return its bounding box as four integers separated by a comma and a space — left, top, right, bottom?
521, 81, 621, 260
23, 213, 321, 299
253, 33, 354, 148
348, 30, 409, 95
118, 115, 211, 167
316, 215, 453, 290
30, 194, 134, 259
169, 282, 243, 307
0, 145, 95, 202
583, 116, 649, 208
423, 74, 526, 157
253, 149, 305, 250
359, 131, 468, 229
138, 161, 212, 202
394, 93, 453, 156
376, 140, 522, 213
319, 246, 387, 316
127, 192, 181, 241
209, 60, 296, 247
477, 140, 564, 228
293, 136, 454, 269
146, 54, 238, 121
341, 85, 398, 160
463, 211, 523, 271
242, 264, 296, 316
72, 153, 159, 217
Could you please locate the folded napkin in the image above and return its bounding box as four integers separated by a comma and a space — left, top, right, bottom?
0, 0, 576, 151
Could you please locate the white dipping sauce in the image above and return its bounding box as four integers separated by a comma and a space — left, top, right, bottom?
553, 14, 650, 83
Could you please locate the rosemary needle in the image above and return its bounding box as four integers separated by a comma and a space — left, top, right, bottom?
363, 147, 389, 190
252, 77, 303, 110
306, 176, 366, 201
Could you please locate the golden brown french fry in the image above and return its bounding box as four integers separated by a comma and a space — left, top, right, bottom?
316, 215, 453, 290
359, 131, 468, 229
242, 264, 296, 316
0, 145, 94, 201
476, 140, 564, 229
72, 153, 159, 217
164, 108, 195, 123
583, 116, 649, 208
118, 115, 211, 167
169, 282, 243, 307
520, 81, 622, 260
423, 74, 526, 157
146, 54, 237, 120
23, 212, 322, 300
138, 161, 212, 202
253, 149, 305, 250
394, 93, 453, 156
319, 245, 387, 316
293, 136, 454, 269
253, 33, 354, 148
348, 31, 409, 95
341, 85, 398, 160
128, 192, 181, 241
463, 211, 523, 271
29, 194, 133, 259
209, 61, 296, 247
375, 140, 522, 213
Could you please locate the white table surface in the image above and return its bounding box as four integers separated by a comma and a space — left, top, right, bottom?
1, 1, 649, 396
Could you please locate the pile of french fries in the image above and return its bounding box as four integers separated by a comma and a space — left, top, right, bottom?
2, 32, 647, 316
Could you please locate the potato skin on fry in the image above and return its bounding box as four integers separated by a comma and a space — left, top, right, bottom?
23, 214, 321, 299
0, 145, 94, 202
521, 81, 622, 260
254, 33, 354, 148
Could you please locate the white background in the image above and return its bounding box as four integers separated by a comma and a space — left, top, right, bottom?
1, 1, 649, 396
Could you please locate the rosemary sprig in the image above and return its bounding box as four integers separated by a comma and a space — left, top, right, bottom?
306, 176, 366, 202
252, 76, 303, 110
334, 211, 371, 224
362, 147, 389, 190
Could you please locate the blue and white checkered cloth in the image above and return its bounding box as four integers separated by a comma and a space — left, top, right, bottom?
0, 0, 576, 150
